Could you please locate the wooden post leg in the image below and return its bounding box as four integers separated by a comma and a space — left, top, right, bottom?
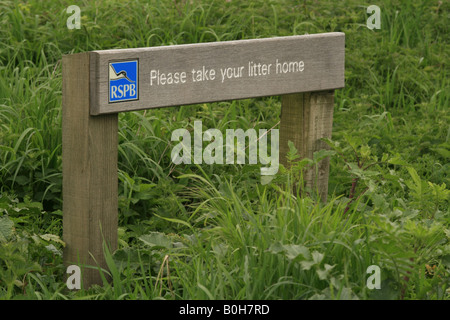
62, 52, 118, 288
279, 91, 334, 201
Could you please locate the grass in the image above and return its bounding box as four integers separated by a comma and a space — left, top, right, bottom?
0, 0, 449, 300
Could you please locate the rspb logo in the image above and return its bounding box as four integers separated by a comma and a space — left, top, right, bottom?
109, 60, 138, 103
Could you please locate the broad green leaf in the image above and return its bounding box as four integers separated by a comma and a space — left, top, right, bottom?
313, 149, 336, 163
268, 242, 285, 254
139, 232, 172, 249
348, 162, 363, 177
268, 242, 310, 261
316, 264, 335, 280
311, 251, 324, 264
0, 216, 14, 242
40, 233, 65, 247
300, 251, 325, 271
45, 244, 62, 256
284, 244, 310, 261
300, 260, 316, 270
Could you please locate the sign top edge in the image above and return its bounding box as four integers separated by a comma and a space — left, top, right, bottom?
90, 32, 345, 55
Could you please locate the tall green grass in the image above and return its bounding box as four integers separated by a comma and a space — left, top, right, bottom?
46, 166, 446, 300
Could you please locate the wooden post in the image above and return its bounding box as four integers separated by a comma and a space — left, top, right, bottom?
62, 52, 118, 288
279, 91, 335, 201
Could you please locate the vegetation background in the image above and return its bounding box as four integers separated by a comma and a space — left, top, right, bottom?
0, 0, 448, 300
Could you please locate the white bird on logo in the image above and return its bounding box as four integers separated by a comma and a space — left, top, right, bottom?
109, 64, 135, 82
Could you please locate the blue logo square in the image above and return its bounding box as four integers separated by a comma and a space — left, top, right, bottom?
109, 60, 138, 103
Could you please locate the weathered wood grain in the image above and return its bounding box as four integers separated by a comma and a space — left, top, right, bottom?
90, 33, 345, 115
280, 91, 335, 201
62, 52, 118, 287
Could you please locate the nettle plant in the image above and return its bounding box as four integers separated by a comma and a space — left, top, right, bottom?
278, 140, 335, 200
320, 135, 449, 298
277, 136, 388, 207
324, 134, 395, 213
323, 134, 449, 219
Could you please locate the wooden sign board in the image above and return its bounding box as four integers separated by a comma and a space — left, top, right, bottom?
90, 33, 344, 115
63, 32, 345, 287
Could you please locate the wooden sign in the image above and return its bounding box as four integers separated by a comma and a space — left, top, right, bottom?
62, 32, 345, 287
90, 33, 344, 115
